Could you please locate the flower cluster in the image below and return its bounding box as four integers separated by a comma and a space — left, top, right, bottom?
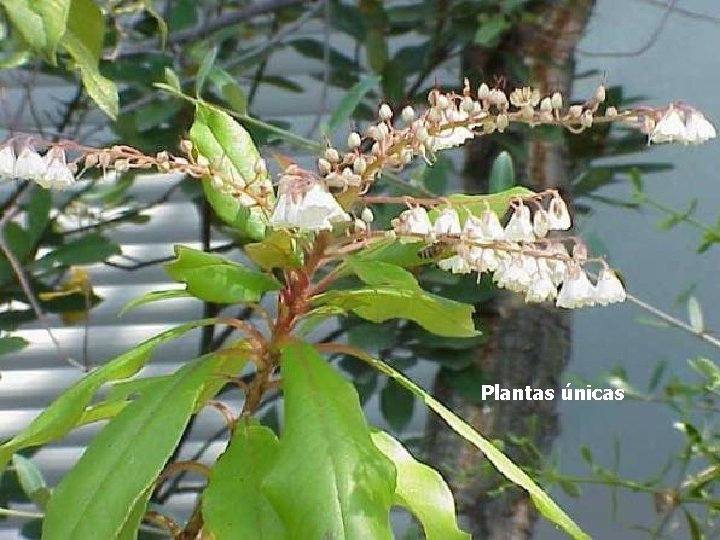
646, 104, 716, 145
390, 193, 625, 309
0, 142, 76, 189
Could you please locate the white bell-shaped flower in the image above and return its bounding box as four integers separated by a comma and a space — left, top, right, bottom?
15, 146, 45, 180
533, 208, 549, 238
650, 107, 686, 144
271, 183, 348, 231
394, 207, 432, 242
593, 267, 626, 305
504, 204, 535, 242
0, 145, 15, 180
682, 110, 716, 145
430, 108, 474, 151
433, 207, 461, 235
39, 147, 75, 190
479, 208, 505, 241
525, 271, 557, 303
547, 195, 571, 230
438, 245, 473, 274
556, 265, 594, 309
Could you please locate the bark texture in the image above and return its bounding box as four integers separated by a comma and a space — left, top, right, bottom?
424, 2, 596, 538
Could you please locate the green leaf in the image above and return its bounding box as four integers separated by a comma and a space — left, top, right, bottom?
195, 45, 218, 96
165, 245, 280, 303
0, 335, 28, 356
30, 233, 120, 271
33, 0, 71, 60
189, 103, 273, 239
119, 288, 191, 316
60, 0, 117, 118
380, 379, 414, 431
488, 151, 515, 193
209, 66, 248, 114
0, 0, 46, 51
322, 75, 380, 136
346, 257, 421, 290
204, 421, 285, 539
371, 431, 469, 540
116, 488, 152, 540
431, 187, 534, 223
244, 229, 303, 270
353, 239, 428, 268
474, 13, 510, 47
25, 186, 51, 245
263, 341, 396, 539
313, 288, 478, 338
42, 355, 223, 540
346, 349, 590, 540
0, 319, 217, 472
12, 454, 50, 509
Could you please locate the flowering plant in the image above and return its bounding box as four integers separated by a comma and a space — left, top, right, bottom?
0, 70, 714, 540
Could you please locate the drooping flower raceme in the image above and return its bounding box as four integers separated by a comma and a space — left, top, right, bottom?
649, 105, 716, 145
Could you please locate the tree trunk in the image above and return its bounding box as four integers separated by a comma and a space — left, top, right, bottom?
424, 2, 595, 538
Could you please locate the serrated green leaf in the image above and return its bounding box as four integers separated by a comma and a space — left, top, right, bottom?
0, 319, 217, 472
61, 0, 117, 118
165, 245, 280, 303
371, 431, 469, 540
119, 289, 191, 316
12, 454, 50, 509
313, 288, 478, 338
323, 75, 380, 136
190, 103, 273, 239
245, 229, 303, 270
488, 151, 515, 193
29, 233, 120, 271
263, 341, 396, 539
204, 421, 285, 539
0, 335, 28, 356
42, 355, 222, 540
345, 349, 589, 540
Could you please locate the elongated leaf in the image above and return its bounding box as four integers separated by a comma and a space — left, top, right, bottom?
0, 319, 217, 472
263, 341, 396, 539
0, 335, 28, 356
688, 296, 704, 333
0, 0, 46, 51
42, 355, 222, 540
431, 187, 535, 222
12, 454, 50, 509
371, 431, 469, 540
119, 289, 191, 316
60, 0, 117, 118
204, 421, 285, 539
165, 245, 280, 303
34, 0, 71, 60
195, 45, 218, 96
346, 257, 421, 290
30, 233, 120, 271
488, 151, 515, 193
344, 348, 590, 540
190, 103, 273, 239
116, 488, 152, 540
322, 75, 380, 136
313, 287, 478, 338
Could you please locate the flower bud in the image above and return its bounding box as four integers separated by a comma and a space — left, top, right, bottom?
461, 96, 475, 113
348, 131, 361, 149
496, 113, 509, 132
436, 94, 450, 110
318, 158, 332, 175
325, 147, 340, 163
540, 97, 552, 112
379, 103, 393, 121
361, 207, 374, 223
353, 156, 367, 174
401, 105, 415, 123
477, 83, 490, 100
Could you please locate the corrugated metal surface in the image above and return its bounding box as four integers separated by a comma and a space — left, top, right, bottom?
0, 9, 460, 537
